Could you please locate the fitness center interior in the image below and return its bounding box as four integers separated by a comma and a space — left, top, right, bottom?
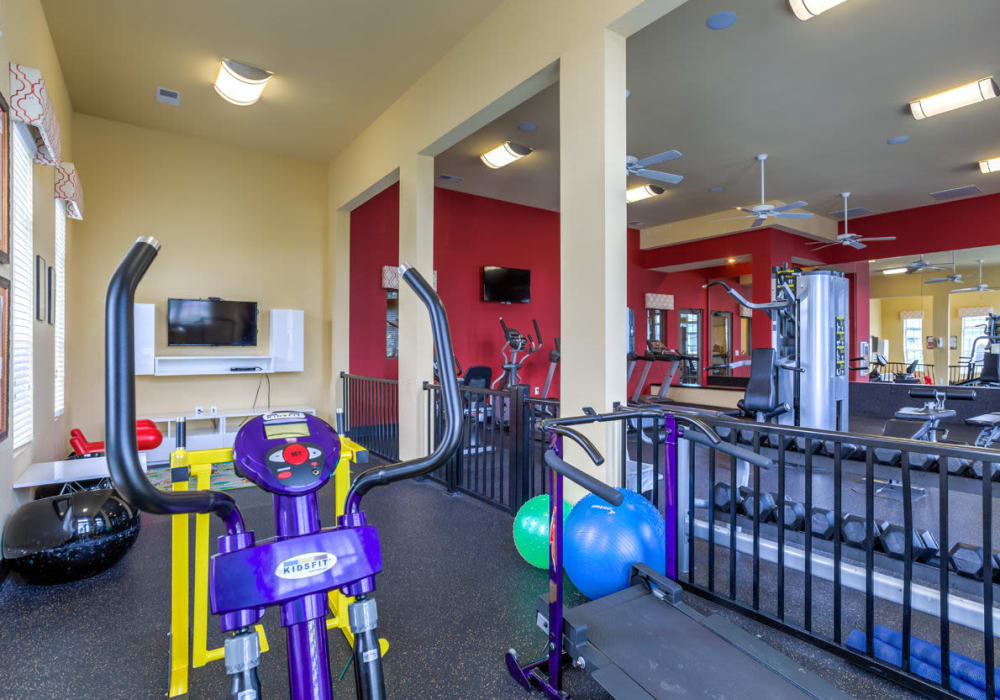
1, 0, 1000, 698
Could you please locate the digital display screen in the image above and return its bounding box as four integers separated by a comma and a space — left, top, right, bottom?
167, 298, 258, 346
482, 266, 530, 303
264, 422, 311, 440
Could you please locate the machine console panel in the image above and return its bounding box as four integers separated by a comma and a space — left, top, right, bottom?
233, 411, 341, 495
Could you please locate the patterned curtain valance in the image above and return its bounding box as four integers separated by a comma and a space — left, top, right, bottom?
54, 162, 83, 220
959, 306, 994, 318
9, 63, 61, 165
645, 293, 674, 310
381, 265, 436, 290
899, 310, 923, 320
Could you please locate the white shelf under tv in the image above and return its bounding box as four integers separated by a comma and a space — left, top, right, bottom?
135, 305, 303, 377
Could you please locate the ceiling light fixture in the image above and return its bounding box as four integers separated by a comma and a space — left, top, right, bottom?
789, 0, 849, 21
626, 184, 665, 204
480, 141, 532, 169
882, 267, 907, 275
727, 258, 737, 264
214, 59, 272, 106
909, 77, 998, 120
980, 156, 1000, 174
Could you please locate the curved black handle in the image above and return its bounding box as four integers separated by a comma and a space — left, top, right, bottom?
344, 265, 463, 512
532, 319, 542, 346
544, 450, 622, 507
499, 317, 509, 337
681, 429, 776, 469
105, 238, 244, 534
545, 424, 605, 465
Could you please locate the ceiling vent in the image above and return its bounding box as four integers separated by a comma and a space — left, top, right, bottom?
156, 87, 181, 106
930, 185, 981, 201
437, 174, 463, 183
829, 206, 872, 219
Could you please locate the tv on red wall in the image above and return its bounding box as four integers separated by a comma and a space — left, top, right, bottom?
482, 266, 530, 303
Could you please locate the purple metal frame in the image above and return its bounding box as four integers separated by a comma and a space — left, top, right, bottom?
506, 413, 681, 697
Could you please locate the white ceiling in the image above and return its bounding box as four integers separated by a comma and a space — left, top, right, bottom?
436, 0, 1000, 228
41, 0, 504, 160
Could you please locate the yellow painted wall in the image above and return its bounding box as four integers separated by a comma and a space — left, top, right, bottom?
873, 296, 935, 365
949, 290, 1000, 364
869, 298, 882, 349
67, 114, 329, 438
0, 0, 76, 530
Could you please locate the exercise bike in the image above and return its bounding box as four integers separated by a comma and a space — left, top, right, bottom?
105, 237, 462, 699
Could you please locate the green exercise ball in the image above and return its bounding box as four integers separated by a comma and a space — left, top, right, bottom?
513, 494, 570, 569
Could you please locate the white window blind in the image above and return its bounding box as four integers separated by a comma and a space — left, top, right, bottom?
54, 199, 66, 416
11, 124, 34, 449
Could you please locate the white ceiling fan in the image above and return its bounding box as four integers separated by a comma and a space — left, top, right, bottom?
925, 251, 963, 284
723, 154, 813, 228
906, 254, 946, 274
953, 259, 998, 293
626, 149, 684, 185
808, 192, 895, 250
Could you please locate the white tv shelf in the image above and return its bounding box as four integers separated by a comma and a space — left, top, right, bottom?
134, 305, 303, 377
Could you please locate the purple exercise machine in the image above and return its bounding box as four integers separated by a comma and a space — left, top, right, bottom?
507, 408, 850, 699
105, 237, 463, 699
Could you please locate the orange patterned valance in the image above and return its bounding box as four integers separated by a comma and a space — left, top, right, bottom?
9, 63, 61, 166
54, 162, 83, 220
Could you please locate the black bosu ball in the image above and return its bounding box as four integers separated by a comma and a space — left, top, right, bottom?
2, 489, 140, 584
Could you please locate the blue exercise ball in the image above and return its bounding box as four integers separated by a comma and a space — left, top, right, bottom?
564, 487, 665, 599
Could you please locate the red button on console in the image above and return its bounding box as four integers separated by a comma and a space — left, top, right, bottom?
277, 471, 292, 479
283, 444, 308, 465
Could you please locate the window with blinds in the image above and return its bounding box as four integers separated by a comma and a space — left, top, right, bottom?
11, 123, 34, 449
54, 199, 65, 416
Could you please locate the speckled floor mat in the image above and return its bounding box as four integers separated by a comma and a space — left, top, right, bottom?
146, 461, 254, 491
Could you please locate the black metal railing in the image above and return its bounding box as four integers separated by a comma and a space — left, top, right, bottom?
882, 362, 936, 382
667, 410, 1000, 700
950, 361, 984, 385
340, 372, 399, 460
423, 383, 560, 513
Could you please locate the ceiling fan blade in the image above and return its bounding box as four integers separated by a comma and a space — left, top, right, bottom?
846, 240, 866, 250
810, 242, 841, 250
924, 278, 951, 284
773, 212, 813, 219
751, 217, 766, 228
858, 236, 896, 242
952, 288, 977, 293
634, 149, 683, 167
772, 200, 808, 213
711, 215, 756, 222
633, 168, 683, 184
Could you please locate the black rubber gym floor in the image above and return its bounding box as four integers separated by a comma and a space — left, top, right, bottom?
0, 459, 922, 699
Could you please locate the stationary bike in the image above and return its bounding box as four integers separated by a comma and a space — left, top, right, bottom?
105, 237, 462, 699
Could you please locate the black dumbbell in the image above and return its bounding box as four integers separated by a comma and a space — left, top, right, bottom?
809, 508, 835, 539
738, 488, 777, 522
780, 500, 806, 531
972, 462, 1000, 481
878, 523, 938, 562
948, 543, 1000, 581
712, 482, 744, 513
841, 514, 870, 549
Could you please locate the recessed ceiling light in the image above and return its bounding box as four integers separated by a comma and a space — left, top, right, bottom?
709, 186, 724, 192
518, 122, 537, 132
980, 156, 1000, 174
626, 184, 665, 203
706, 11, 738, 30
480, 141, 532, 169
789, 0, 849, 21
909, 77, 998, 120
727, 258, 737, 264
882, 267, 907, 275
887, 136, 910, 145
214, 59, 272, 106
868, 259, 876, 263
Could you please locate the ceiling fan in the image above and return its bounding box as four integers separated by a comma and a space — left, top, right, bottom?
925, 251, 963, 284
953, 259, 997, 293
724, 154, 813, 228
906, 255, 946, 274
626, 149, 684, 185
808, 193, 895, 250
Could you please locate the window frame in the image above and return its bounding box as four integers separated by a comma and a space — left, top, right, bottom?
961, 315, 988, 363
10, 121, 35, 450
54, 198, 66, 416
677, 308, 702, 386
902, 316, 923, 366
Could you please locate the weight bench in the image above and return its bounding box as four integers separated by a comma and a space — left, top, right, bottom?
958, 411, 1000, 479
874, 388, 976, 473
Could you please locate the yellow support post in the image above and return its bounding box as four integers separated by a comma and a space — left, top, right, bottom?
326, 437, 389, 657
168, 450, 191, 698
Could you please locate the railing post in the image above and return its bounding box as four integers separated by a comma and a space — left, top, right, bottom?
509, 385, 530, 512
340, 371, 350, 436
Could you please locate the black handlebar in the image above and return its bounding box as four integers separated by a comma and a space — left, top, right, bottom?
543, 450, 622, 507
909, 387, 977, 401
344, 265, 463, 512
532, 319, 542, 345
105, 238, 245, 534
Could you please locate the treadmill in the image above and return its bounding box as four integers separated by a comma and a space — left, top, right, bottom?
630, 340, 699, 404
507, 410, 851, 700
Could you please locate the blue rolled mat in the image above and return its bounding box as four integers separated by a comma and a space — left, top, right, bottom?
846, 629, 990, 700
873, 624, 996, 694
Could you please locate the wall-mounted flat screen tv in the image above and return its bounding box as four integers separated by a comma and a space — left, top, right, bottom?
167, 298, 258, 346
482, 266, 530, 303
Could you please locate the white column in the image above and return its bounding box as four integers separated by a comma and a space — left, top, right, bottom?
329, 207, 351, 416
559, 28, 628, 499
397, 155, 436, 459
